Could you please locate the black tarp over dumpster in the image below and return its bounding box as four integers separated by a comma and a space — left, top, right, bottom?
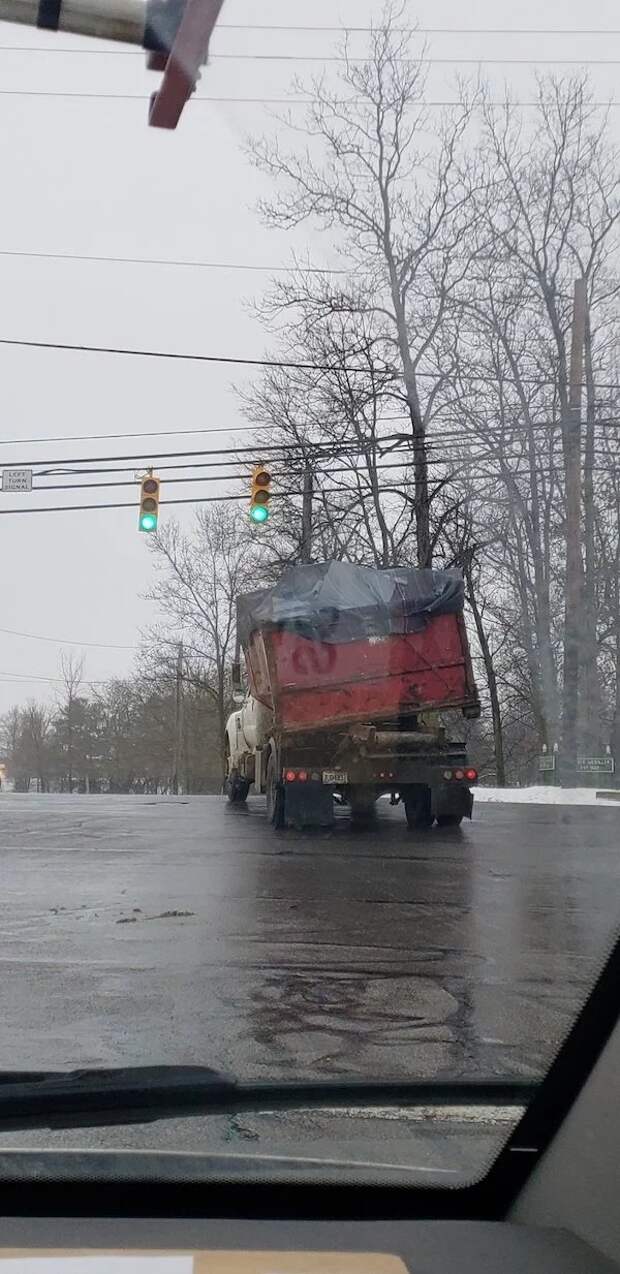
237, 561, 464, 647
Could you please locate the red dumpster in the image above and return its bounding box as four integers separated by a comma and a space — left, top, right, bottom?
244, 610, 479, 734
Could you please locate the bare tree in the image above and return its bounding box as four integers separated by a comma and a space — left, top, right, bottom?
248, 3, 478, 567
471, 75, 620, 768
21, 702, 52, 793
242, 313, 420, 570
144, 503, 264, 776
0, 706, 21, 786
242, 43, 620, 783
55, 651, 85, 792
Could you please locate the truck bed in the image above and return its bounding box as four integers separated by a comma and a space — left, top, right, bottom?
245, 611, 479, 734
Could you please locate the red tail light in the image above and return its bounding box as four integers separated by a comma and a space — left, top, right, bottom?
465, 767, 478, 782
454, 768, 465, 780
285, 769, 297, 783
298, 769, 308, 782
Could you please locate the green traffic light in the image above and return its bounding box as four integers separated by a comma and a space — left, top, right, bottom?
249, 504, 269, 524
140, 513, 158, 533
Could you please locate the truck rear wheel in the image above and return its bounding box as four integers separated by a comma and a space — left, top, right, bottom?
436, 813, 463, 828
266, 752, 284, 828
403, 785, 434, 830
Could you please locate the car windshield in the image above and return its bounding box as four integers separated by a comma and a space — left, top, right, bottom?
0, 0, 618, 1191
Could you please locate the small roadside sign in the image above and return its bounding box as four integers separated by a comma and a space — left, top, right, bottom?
577, 756, 615, 774
538, 754, 556, 772
2, 468, 33, 492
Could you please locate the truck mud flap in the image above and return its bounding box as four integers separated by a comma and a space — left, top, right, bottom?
284, 782, 335, 829
431, 783, 474, 820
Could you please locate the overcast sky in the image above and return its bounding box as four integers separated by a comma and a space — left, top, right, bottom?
0, 0, 618, 712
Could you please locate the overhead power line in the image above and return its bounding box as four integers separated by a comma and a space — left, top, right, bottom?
0, 45, 142, 53
9, 412, 620, 452
0, 670, 117, 686
2, 332, 620, 394
0, 422, 261, 448
216, 24, 620, 35
0, 247, 347, 276
25, 462, 461, 493
0, 459, 617, 518
0, 625, 135, 650
0, 492, 290, 515
2, 437, 387, 471
212, 54, 620, 65
0, 669, 91, 684
35, 470, 280, 491
1, 423, 618, 475
2, 46, 620, 64
29, 448, 619, 493
0, 675, 68, 685
0, 334, 372, 372
1, 89, 619, 108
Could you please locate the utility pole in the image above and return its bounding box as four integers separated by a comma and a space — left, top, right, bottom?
581, 304, 603, 757
301, 464, 314, 564
172, 641, 184, 796
561, 278, 587, 784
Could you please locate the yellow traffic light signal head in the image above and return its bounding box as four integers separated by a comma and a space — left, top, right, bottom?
249, 464, 271, 524
139, 474, 161, 533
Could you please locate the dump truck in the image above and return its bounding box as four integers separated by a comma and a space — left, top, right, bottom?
224, 561, 480, 830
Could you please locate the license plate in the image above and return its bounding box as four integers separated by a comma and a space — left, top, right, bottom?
323, 770, 348, 785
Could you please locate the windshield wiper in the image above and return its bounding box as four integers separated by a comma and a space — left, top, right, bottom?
0, 1066, 537, 1132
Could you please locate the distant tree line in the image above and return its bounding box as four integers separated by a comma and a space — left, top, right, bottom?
0, 505, 259, 796
0, 659, 223, 795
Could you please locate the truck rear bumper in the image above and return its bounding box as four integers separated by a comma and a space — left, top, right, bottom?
328, 760, 473, 789
281, 773, 475, 826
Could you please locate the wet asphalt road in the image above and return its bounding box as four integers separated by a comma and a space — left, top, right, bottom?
0, 791, 618, 1177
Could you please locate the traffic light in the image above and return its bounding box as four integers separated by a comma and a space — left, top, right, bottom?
139, 474, 161, 533
249, 464, 271, 524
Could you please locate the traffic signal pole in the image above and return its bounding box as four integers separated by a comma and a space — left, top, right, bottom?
172, 640, 184, 796
0, 1, 158, 47
561, 278, 587, 784
0, 1, 225, 128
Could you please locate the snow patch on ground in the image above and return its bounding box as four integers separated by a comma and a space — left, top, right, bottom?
476, 785, 620, 807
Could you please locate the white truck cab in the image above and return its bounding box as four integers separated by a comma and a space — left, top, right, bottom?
225, 693, 274, 801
